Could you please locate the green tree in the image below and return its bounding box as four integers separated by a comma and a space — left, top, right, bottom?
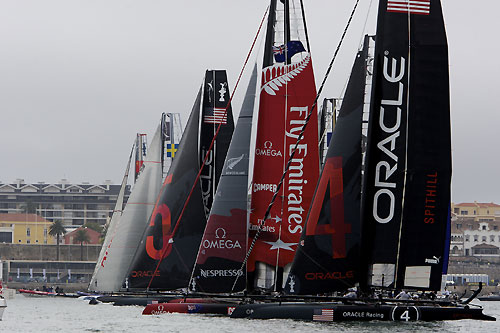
74, 228, 91, 261
48, 220, 67, 261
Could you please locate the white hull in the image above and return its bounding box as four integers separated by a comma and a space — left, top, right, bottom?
0, 297, 6, 320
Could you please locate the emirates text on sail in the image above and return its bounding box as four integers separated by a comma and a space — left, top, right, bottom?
286, 106, 309, 234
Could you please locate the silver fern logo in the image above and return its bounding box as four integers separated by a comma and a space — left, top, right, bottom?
226, 154, 244, 170
261, 55, 311, 96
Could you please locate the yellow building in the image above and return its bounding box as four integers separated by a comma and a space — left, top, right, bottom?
0, 213, 55, 244
452, 202, 500, 222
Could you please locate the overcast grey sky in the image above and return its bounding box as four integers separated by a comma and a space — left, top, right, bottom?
0, 0, 498, 204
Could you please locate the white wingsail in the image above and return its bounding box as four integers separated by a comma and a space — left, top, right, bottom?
89, 124, 164, 292
89, 145, 133, 291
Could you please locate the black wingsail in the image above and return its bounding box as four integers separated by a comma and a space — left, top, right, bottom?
360, 0, 451, 291
126, 70, 234, 290
284, 37, 370, 295
190, 65, 258, 294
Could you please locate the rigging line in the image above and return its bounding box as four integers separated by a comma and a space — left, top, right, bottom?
231, 0, 362, 293
146, 5, 270, 290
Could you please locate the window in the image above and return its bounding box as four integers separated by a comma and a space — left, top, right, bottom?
494, 226, 498, 231
44, 228, 47, 237
482, 236, 487, 242
26, 227, 31, 236
474, 210, 476, 214
491, 235, 495, 242
474, 235, 478, 242
482, 225, 487, 230
456, 223, 462, 229
468, 224, 473, 230
461, 211, 468, 215
27, 239, 30, 244
465, 235, 470, 242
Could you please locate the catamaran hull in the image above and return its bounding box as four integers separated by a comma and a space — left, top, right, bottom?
143, 302, 238, 315
233, 303, 495, 322
0, 298, 6, 321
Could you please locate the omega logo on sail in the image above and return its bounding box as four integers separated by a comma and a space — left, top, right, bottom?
255, 141, 283, 157
202, 227, 242, 249
372, 52, 406, 224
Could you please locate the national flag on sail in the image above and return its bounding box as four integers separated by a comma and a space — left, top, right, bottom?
204, 107, 227, 124
312, 308, 334, 322
387, 0, 430, 15
166, 143, 179, 158
273, 41, 306, 63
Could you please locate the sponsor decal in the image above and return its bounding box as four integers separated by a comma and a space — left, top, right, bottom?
201, 227, 242, 249
225, 154, 245, 175
219, 82, 227, 102
342, 311, 384, 319
305, 271, 354, 280
253, 183, 278, 193
372, 51, 406, 224
249, 223, 275, 233
200, 269, 243, 278
255, 140, 283, 157
286, 107, 310, 234
288, 275, 296, 293
425, 256, 440, 264
130, 270, 161, 278
227, 307, 236, 315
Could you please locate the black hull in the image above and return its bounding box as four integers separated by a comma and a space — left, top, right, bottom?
478, 296, 500, 302
231, 303, 495, 322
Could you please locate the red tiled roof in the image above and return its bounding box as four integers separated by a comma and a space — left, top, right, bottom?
454, 202, 500, 208
0, 213, 50, 223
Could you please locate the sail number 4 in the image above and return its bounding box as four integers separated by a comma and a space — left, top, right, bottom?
306, 157, 351, 259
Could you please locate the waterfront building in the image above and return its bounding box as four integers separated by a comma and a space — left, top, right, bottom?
64, 227, 101, 245
0, 213, 55, 244
450, 202, 500, 257
0, 179, 130, 227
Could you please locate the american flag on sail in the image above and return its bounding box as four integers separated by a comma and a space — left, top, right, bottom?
312, 308, 334, 322
387, 0, 430, 15
204, 107, 227, 124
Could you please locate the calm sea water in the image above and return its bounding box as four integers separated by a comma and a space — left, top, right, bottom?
1, 294, 499, 332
